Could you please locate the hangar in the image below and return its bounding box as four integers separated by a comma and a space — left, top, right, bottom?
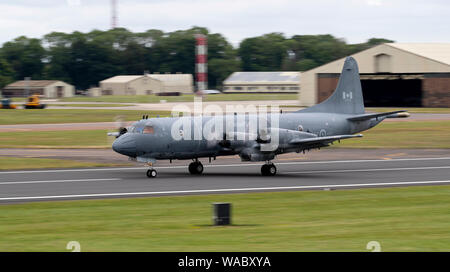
1, 80, 74, 98
223, 72, 300, 93
299, 43, 450, 107
100, 74, 193, 96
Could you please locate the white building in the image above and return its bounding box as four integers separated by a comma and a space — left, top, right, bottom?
100, 74, 193, 96
300, 43, 450, 107
223, 72, 300, 93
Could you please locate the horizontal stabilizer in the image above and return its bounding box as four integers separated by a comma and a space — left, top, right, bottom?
289, 134, 363, 145
347, 111, 407, 122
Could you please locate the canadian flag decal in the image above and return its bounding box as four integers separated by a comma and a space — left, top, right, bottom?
342, 91, 353, 101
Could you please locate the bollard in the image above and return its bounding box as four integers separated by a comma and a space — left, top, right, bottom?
212, 202, 231, 226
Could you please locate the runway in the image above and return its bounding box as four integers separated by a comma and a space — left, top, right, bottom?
0, 156, 449, 203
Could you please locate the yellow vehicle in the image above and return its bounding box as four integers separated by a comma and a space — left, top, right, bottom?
0, 98, 17, 109
24, 95, 46, 109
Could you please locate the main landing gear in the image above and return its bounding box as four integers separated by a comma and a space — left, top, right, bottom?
146, 168, 157, 178
189, 160, 204, 175
146, 162, 157, 178
261, 162, 277, 176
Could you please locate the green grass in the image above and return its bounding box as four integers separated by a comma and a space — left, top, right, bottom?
367, 107, 450, 114
0, 156, 122, 170
60, 93, 298, 103
0, 185, 449, 251
338, 120, 450, 149
0, 109, 171, 125
0, 130, 110, 148
9, 98, 26, 102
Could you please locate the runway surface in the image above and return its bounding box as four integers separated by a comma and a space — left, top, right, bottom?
0, 156, 449, 203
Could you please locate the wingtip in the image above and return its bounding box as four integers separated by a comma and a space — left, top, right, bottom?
398, 112, 410, 118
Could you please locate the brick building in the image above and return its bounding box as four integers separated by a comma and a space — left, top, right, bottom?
299, 43, 450, 107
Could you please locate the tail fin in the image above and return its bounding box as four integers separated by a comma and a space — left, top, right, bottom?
299, 56, 365, 115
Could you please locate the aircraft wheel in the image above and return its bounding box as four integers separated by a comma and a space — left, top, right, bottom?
146, 169, 157, 178
189, 162, 204, 175
261, 164, 277, 176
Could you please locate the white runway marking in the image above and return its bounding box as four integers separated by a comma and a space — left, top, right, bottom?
0, 180, 449, 201
0, 178, 121, 186
0, 156, 449, 174
285, 166, 450, 174
1, 166, 448, 186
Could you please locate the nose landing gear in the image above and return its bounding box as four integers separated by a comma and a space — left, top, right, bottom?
261, 163, 277, 176
189, 160, 204, 175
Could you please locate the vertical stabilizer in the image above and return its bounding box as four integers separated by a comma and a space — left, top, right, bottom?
299, 56, 365, 114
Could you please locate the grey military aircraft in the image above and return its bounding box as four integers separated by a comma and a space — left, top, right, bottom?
110, 57, 409, 178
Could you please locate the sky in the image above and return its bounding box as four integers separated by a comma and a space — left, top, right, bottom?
0, 0, 449, 46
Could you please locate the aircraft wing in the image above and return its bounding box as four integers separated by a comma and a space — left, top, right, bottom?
289, 134, 363, 146
347, 110, 409, 121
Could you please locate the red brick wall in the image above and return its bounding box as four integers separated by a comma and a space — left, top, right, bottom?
422, 78, 450, 107
317, 76, 339, 103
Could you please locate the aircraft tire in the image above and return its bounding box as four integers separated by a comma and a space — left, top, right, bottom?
261, 164, 276, 176
146, 169, 157, 178
189, 162, 203, 175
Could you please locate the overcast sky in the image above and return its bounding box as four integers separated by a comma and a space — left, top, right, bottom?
0, 0, 449, 46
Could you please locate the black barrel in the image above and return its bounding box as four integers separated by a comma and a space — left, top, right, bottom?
212, 203, 231, 225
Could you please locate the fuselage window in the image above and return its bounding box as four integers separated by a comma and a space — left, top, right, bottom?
143, 126, 155, 134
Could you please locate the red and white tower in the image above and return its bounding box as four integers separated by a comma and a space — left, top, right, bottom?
111, 0, 118, 29
195, 34, 208, 92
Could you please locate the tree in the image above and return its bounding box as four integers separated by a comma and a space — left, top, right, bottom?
0, 57, 15, 89
239, 33, 287, 71
42, 32, 73, 83
1, 36, 45, 80
0, 28, 394, 91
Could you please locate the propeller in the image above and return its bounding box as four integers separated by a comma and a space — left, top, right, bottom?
107, 115, 128, 139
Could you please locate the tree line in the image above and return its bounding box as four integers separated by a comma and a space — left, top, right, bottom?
0, 26, 392, 90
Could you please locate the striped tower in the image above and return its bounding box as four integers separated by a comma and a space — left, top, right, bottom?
111, 0, 118, 29
195, 34, 208, 92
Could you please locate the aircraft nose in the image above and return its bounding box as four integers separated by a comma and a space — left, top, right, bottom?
112, 134, 137, 157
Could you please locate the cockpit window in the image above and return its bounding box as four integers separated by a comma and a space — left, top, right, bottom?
143, 126, 154, 134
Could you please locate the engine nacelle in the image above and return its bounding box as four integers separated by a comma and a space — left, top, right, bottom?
239, 148, 275, 162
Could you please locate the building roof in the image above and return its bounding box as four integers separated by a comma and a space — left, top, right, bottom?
387, 43, 450, 66
4, 80, 61, 88
100, 74, 193, 85
224, 72, 300, 84
100, 75, 144, 84
148, 74, 192, 82
304, 43, 450, 74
